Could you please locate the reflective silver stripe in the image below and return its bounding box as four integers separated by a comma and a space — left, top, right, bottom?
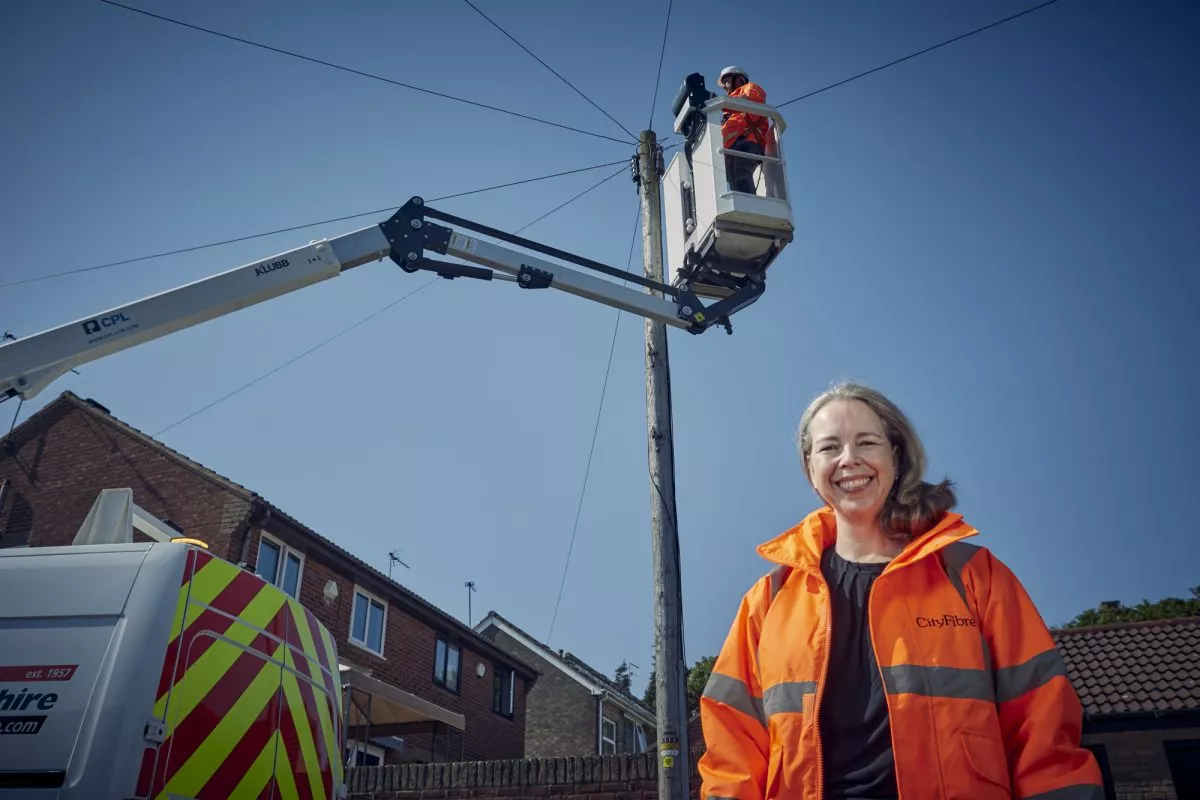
996, 647, 1069, 704
703, 672, 766, 727
882, 664, 995, 702
940, 541, 982, 608
763, 680, 817, 717
1023, 785, 1106, 800
940, 541, 997, 687
769, 564, 792, 602
757, 565, 793, 677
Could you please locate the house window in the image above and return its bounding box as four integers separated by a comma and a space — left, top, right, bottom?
345, 739, 385, 767
1165, 740, 1200, 800
601, 717, 617, 755
0, 491, 33, 549
492, 667, 514, 716
433, 636, 460, 692
255, 532, 303, 598
634, 722, 648, 753
349, 587, 386, 656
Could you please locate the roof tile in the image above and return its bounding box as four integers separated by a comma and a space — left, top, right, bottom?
1053, 617, 1200, 717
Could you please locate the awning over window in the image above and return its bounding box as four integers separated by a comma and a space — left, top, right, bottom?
339, 663, 465, 733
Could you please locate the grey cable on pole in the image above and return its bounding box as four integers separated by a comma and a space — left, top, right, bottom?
2, 159, 629, 288
777, 0, 1066, 107
145, 162, 629, 437
546, 198, 642, 646
461, 0, 638, 141
97, 0, 632, 145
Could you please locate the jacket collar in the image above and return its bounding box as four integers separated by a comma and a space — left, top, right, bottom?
756, 506, 979, 573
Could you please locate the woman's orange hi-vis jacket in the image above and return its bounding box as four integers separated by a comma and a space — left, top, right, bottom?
698, 507, 1104, 800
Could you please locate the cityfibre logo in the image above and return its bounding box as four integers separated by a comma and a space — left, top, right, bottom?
915, 613, 978, 629
81, 312, 131, 335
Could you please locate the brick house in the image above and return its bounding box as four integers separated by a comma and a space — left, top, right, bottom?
0, 391, 539, 766
686, 617, 1200, 800
1056, 616, 1200, 800
474, 611, 656, 758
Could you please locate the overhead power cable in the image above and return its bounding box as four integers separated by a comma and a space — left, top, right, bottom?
777, 0, 1065, 107
2, 159, 628, 288
647, 0, 675, 129
96, 0, 630, 146
460, 0, 636, 142
547, 198, 642, 645
152, 277, 440, 437
514, 164, 626, 235
147, 158, 625, 437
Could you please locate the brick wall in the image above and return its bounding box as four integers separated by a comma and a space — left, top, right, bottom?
1083, 727, 1200, 800
255, 527, 528, 762
0, 394, 529, 763
346, 752, 705, 799
480, 627, 595, 757
477, 624, 656, 760
0, 398, 252, 554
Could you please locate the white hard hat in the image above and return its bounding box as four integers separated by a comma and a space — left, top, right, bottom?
719, 65, 748, 82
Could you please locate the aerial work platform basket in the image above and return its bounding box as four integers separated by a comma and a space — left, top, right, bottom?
663, 73, 794, 300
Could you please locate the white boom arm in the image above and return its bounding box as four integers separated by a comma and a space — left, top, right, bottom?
1, 196, 765, 401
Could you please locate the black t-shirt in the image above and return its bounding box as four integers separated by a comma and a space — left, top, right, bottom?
817, 548, 899, 800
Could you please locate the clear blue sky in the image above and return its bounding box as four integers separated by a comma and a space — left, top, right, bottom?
3, 0, 1197, 698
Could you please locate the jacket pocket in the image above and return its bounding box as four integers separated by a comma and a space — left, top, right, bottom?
959, 729, 1012, 795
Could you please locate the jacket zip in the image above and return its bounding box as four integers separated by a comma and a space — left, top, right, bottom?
866, 544, 961, 800
812, 573, 832, 800
774, 529, 968, 800
867, 561, 906, 800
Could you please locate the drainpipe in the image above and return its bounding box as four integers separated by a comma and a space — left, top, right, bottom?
238, 498, 271, 567
596, 692, 605, 755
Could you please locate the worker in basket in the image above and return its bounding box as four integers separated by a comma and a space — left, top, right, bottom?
718, 65, 769, 194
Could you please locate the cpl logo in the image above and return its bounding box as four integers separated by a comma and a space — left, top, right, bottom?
81, 313, 131, 335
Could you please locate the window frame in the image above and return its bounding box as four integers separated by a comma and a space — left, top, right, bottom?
634, 722, 648, 753
255, 531, 305, 599
344, 739, 385, 767
492, 666, 515, 717
432, 634, 462, 693
0, 487, 34, 549
348, 585, 387, 657
600, 717, 617, 755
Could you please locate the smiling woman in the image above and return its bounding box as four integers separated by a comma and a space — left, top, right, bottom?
798, 382, 958, 556
696, 381, 1105, 800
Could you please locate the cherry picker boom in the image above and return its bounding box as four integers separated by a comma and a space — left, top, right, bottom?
0, 196, 767, 402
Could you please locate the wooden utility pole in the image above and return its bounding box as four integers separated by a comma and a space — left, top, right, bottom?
636, 128, 689, 800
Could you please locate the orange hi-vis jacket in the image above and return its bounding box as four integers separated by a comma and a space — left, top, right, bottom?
698, 507, 1104, 800
722, 81, 769, 149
